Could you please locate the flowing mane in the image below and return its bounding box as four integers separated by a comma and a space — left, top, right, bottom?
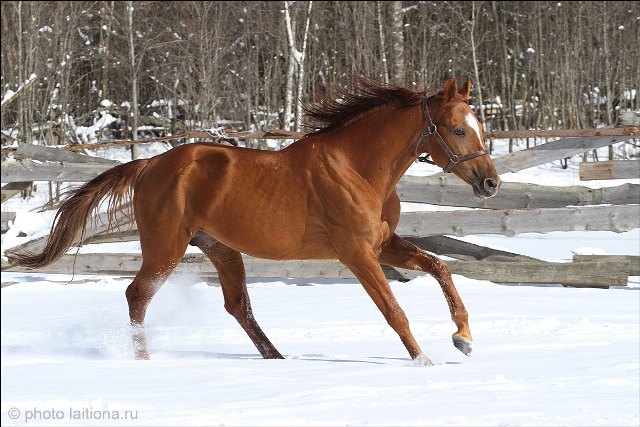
304, 76, 427, 135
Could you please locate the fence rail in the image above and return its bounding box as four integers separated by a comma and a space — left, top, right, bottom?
579, 160, 640, 181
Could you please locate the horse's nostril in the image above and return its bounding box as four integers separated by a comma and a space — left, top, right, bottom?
484, 178, 497, 192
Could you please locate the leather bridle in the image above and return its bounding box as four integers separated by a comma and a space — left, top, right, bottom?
414, 96, 489, 173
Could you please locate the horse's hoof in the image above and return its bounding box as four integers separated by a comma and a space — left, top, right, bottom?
413, 354, 434, 367
452, 335, 472, 356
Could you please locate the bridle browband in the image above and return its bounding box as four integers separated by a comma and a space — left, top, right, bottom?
414, 96, 489, 173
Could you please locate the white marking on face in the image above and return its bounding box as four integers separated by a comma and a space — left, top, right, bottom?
465, 112, 484, 148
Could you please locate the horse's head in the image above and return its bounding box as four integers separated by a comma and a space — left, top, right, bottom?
419, 77, 501, 199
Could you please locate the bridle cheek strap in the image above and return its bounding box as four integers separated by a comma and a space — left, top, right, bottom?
415, 97, 489, 174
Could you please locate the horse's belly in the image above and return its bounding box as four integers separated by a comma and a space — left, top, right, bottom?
201, 211, 336, 261
206, 228, 336, 260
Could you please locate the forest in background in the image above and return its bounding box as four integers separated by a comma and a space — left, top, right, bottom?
1, 1, 639, 154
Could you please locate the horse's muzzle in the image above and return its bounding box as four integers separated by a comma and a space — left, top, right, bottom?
473, 177, 501, 199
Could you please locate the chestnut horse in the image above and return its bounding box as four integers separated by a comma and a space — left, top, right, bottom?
12, 77, 500, 365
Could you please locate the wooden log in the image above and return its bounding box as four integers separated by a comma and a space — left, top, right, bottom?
1, 160, 112, 182
396, 205, 639, 237
397, 176, 639, 209
579, 160, 640, 181
1, 211, 16, 233
427, 134, 637, 178
572, 255, 640, 276
184, 252, 414, 281
484, 127, 639, 139
1, 182, 31, 203
1, 211, 16, 222
493, 135, 637, 174
404, 235, 539, 262
4, 203, 134, 256
83, 228, 138, 244
1, 254, 629, 287
13, 144, 120, 165
444, 259, 630, 287
0, 254, 419, 282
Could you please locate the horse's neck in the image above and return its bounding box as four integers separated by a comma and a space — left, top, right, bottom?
337, 106, 423, 194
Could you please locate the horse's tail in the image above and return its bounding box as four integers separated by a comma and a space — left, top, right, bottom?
10, 159, 150, 269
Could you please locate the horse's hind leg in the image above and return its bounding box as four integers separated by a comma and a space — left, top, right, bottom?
126, 229, 191, 359
190, 231, 283, 359
379, 234, 473, 356
126, 263, 176, 359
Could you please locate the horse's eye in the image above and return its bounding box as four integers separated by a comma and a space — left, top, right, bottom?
455, 128, 465, 136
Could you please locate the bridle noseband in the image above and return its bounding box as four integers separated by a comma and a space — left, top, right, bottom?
414, 97, 489, 173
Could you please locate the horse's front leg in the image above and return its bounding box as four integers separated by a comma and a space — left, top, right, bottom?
339, 246, 432, 366
379, 234, 473, 356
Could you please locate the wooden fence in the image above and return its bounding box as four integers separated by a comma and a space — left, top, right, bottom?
2, 126, 639, 288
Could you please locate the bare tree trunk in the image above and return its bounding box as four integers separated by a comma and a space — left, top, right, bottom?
635, 4, 640, 113
295, 1, 313, 132
283, 1, 296, 131
377, 2, 389, 84
126, 1, 139, 160
601, 3, 614, 160
15, 1, 33, 199
16, 1, 25, 145
469, 2, 486, 126
284, 1, 313, 132
61, 19, 74, 147
491, 2, 507, 133
101, 1, 114, 100
391, 1, 404, 84
197, 5, 213, 129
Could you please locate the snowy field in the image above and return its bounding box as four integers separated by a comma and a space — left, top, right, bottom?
1, 142, 639, 426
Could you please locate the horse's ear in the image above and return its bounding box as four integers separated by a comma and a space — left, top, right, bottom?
443, 78, 458, 104
458, 76, 472, 101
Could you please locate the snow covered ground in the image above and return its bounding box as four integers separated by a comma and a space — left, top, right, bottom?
1, 142, 639, 426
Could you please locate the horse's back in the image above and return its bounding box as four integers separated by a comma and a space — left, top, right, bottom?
133, 142, 332, 259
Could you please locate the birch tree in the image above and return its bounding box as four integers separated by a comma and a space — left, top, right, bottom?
283, 1, 313, 132
468, 2, 486, 126
377, 1, 389, 84
125, 1, 139, 160
100, 1, 115, 100
390, 1, 405, 84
